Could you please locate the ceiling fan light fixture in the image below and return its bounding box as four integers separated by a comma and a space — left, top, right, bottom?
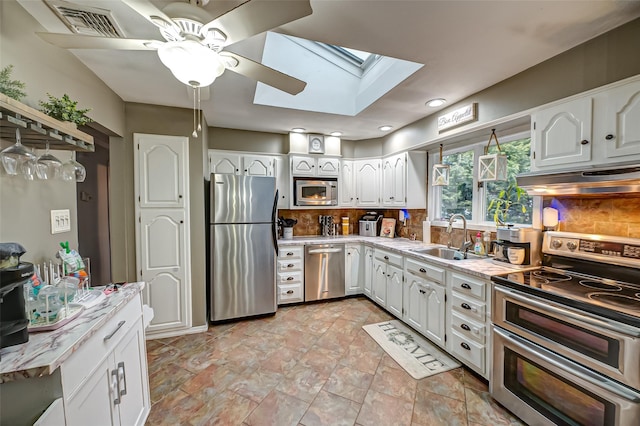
158, 40, 225, 88
426, 98, 447, 107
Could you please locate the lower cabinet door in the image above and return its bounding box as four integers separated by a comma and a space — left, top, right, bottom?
386, 264, 403, 318
403, 275, 426, 334
372, 258, 387, 306
424, 282, 446, 348
65, 357, 117, 426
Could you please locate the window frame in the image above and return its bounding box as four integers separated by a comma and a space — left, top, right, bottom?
428, 130, 541, 230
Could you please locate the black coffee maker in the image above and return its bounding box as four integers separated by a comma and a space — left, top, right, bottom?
1, 244, 34, 350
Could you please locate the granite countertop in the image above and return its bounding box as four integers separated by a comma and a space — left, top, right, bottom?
279, 236, 537, 279
0, 282, 145, 383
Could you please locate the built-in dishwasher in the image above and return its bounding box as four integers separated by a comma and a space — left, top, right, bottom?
304, 244, 345, 301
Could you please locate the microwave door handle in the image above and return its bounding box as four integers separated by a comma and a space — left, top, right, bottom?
272, 189, 279, 256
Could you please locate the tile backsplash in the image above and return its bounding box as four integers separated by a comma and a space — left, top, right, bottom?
544, 195, 640, 238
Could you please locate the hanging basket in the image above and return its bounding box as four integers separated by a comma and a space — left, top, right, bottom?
478, 129, 508, 182
432, 144, 449, 186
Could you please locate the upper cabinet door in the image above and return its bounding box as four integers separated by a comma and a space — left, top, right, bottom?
291, 156, 316, 176
355, 159, 381, 207
136, 134, 188, 209
209, 152, 241, 175
317, 158, 340, 176
243, 155, 274, 176
340, 160, 355, 207
532, 97, 593, 169
600, 79, 640, 160
382, 153, 406, 207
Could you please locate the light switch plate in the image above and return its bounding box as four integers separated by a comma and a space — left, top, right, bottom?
51, 209, 71, 234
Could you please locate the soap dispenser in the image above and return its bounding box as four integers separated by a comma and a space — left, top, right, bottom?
474, 232, 486, 255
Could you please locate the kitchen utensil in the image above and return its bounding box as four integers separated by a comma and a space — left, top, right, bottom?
507, 247, 525, 265
1, 128, 36, 176
35, 141, 63, 180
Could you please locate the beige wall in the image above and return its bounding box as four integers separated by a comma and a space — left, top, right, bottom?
110, 103, 208, 327
210, 127, 288, 154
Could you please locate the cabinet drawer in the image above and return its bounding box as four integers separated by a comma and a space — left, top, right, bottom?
279, 246, 304, 260
451, 292, 486, 322
374, 249, 403, 268
62, 294, 142, 398
277, 271, 303, 284
277, 258, 303, 272
405, 258, 444, 283
450, 330, 485, 375
278, 283, 303, 304
451, 273, 487, 301
451, 311, 486, 344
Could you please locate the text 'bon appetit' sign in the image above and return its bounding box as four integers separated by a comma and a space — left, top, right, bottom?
437, 103, 477, 132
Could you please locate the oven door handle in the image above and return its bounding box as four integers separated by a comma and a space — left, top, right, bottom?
494, 326, 640, 402
494, 285, 640, 337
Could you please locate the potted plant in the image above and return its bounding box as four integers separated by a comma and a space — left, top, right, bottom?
0, 65, 27, 101
39, 93, 92, 126
487, 181, 529, 226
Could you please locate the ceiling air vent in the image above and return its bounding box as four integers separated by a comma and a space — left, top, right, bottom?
45, 0, 125, 38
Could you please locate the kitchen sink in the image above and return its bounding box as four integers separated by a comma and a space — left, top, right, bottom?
410, 247, 482, 260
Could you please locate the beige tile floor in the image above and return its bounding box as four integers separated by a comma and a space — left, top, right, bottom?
145, 297, 525, 426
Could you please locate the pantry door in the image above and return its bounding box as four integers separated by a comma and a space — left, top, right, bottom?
134, 134, 191, 334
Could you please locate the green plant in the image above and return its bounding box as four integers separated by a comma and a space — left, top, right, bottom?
487, 180, 528, 226
39, 93, 92, 125
0, 65, 27, 101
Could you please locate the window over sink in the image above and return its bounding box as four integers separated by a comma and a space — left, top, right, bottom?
431, 132, 533, 226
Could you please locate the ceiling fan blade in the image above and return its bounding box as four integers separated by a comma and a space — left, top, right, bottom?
202, 0, 312, 46
120, 0, 179, 32
221, 52, 306, 95
36, 32, 158, 50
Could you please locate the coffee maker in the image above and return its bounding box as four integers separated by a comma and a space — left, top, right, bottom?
493, 227, 542, 266
1, 261, 34, 350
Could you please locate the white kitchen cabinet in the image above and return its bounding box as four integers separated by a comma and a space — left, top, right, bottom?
63, 294, 150, 426
209, 151, 242, 175
290, 155, 340, 177
339, 160, 356, 207
243, 155, 274, 176
355, 159, 381, 207
382, 153, 406, 207
363, 245, 374, 298
345, 243, 363, 295
209, 151, 275, 176
596, 79, 640, 162
531, 96, 593, 170
277, 245, 304, 304
372, 249, 403, 313
135, 134, 191, 335
404, 257, 446, 348
273, 156, 289, 209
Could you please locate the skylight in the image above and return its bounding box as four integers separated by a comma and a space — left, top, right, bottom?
254, 32, 424, 117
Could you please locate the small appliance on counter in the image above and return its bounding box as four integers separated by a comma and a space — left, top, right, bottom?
359, 212, 382, 237
493, 227, 542, 265
0, 243, 33, 350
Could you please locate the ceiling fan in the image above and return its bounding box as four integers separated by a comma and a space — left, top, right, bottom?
36, 0, 311, 94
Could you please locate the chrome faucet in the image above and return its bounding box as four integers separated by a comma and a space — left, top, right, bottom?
447, 214, 472, 253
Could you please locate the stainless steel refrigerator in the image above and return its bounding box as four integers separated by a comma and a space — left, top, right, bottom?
209, 174, 278, 321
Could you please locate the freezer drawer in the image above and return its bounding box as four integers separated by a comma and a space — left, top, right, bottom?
210, 223, 276, 321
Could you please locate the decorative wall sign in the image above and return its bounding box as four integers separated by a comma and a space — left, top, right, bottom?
308, 134, 325, 154
437, 103, 477, 132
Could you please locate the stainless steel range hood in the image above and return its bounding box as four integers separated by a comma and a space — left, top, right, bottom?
517, 163, 640, 195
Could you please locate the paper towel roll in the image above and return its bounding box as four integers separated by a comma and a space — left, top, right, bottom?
423, 220, 431, 243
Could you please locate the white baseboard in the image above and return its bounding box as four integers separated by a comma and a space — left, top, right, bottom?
145, 324, 208, 340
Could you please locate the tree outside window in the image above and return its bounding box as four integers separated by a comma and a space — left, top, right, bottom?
439, 150, 474, 220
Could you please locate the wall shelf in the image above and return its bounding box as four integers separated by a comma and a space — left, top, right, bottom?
0, 93, 94, 152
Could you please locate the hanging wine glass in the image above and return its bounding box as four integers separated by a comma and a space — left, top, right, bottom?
20, 147, 38, 181
1, 128, 36, 176
62, 152, 86, 182
35, 141, 63, 180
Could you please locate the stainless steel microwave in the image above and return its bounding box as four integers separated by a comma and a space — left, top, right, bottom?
294, 178, 338, 206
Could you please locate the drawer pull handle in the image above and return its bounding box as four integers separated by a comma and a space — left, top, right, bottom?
117, 362, 127, 397
384, 256, 389, 260
461, 323, 471, 331
287, 252, 294, 256
461, 283, 471, 290
287, 263, 294, 268
287, 276, 294, 281
111, 370, 121, 405
104, 321, 126, 342
461, 303, 472, 310
460, 342, 471, 351
286, 290, 294, 294
419, 268, 427, 273
605, 134, 615, 140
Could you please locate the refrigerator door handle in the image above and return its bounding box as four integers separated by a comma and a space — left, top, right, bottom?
272, 189, 279, 256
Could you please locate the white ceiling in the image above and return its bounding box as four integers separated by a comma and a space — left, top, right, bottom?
20, 0, 640, 140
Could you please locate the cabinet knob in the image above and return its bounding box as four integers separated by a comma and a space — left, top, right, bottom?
286, 290, 294, 294
287, 263, 294, 268
390, 196, 394, 199
419, 289, 425, 294
460, 342, 471, 351
605, 134, 615, 140
419, 268, 426, 273
287, 276, 294, 281
384, 256, 389, 260
236, 168, 239, 172
461, 283, 471, 290
180, 220, 184, 224
178, 195, 183, 199
461, 302, 472, 310
580, 139, 589, 145
461, 323, 471, 331
287, 252, 294, 256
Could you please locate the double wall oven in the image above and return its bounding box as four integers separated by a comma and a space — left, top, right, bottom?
491, 232, 640, 426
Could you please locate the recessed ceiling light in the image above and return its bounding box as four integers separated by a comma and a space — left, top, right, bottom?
378, 125, 393, 131
291, 128, 306, 133
426, 98, 447, 107
330, 131, 342, 137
